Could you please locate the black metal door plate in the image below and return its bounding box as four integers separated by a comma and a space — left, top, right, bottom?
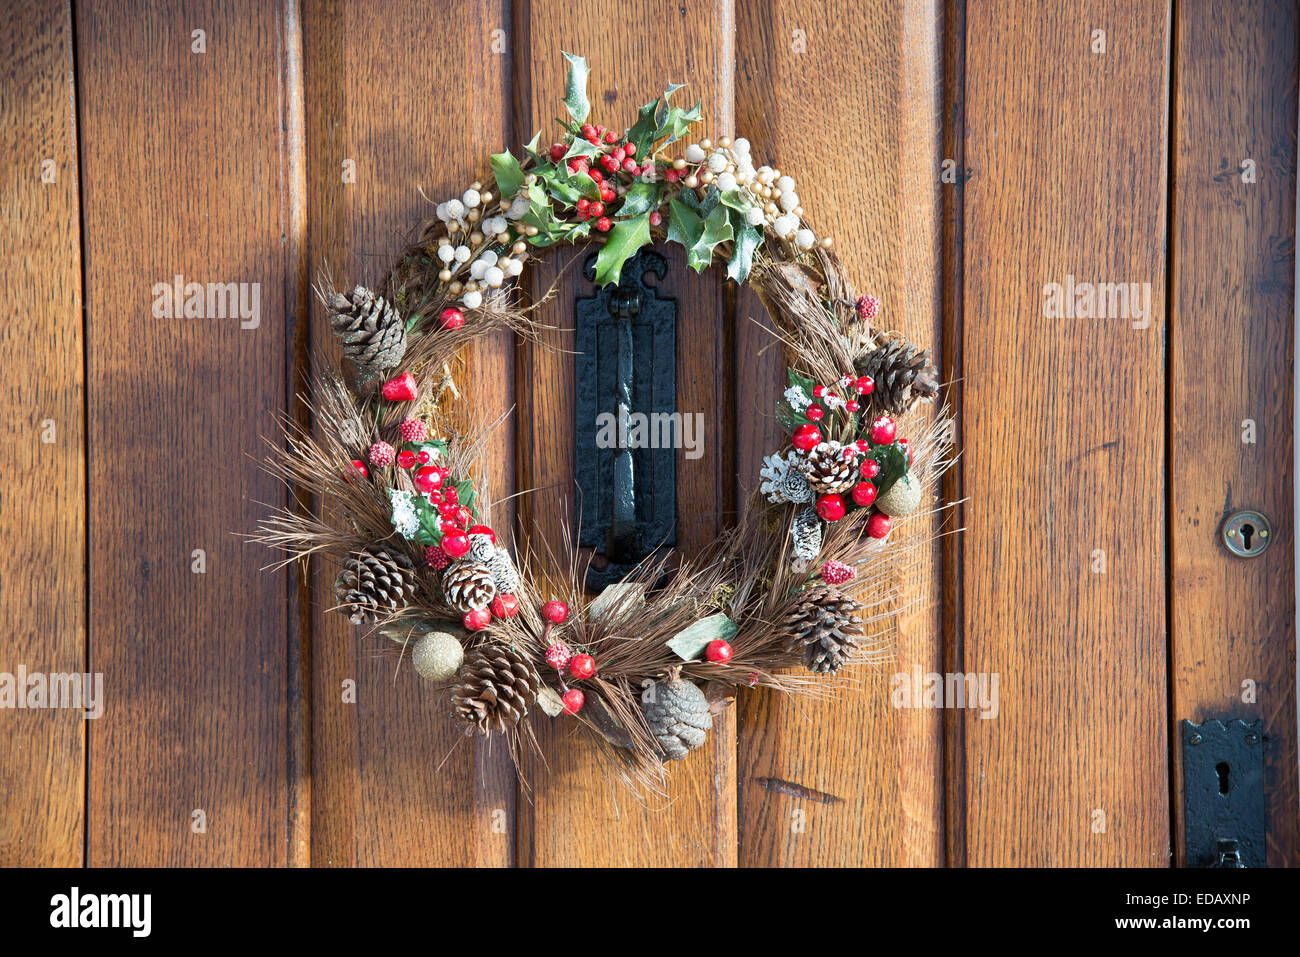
1181, 718, 1265, 867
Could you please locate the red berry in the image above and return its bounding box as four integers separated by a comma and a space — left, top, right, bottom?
467, 524, 496, 543
705, 640, 733, 664
589, 201, 604, 218
856, 376, 874, 395
589, 169, 603, 184
601, 155, 619, 173
439, 307, 464, 330
622, 157, 637, 173
463, 607, 492, 631
649, 211, 663, 226
441, 533, 470, 559
399, 417, 428, 442
813, 385, 826, 398
820, 559, 857, 585
860, 458, 880, 479
542, 600, 569, 624
665, 168, 680, 183
561, 688, 585, 714
624, 142, 637, 158
855, 439, 870, 452
569, 653, 596, 680
596, 217, 612, 232
792, 423, 822, 452
417, 450, 432, 464
490, 593, 520, 618
350, 458, 368, 479
442, 486, 458, 505
396, 449, 417, 469
600, 186, 615, 202
846, 400, 860, 413
851, 481, 877, 507
414, 465, 442, 493
604, 129, 618, 144
855, 294, 880, 320
816, 493, 847, 522
550, 143, 566, 161
544, 642, 571, 670
867, 512, 892, 539
424, 545, 450, 570
439, 520, 463, 535
368, 441, 395, 467
870, 416, 897, 445
806, 404, 824, 422
455, 506, 473, 527
381, 372, 418, 402
577, 198, 590, 213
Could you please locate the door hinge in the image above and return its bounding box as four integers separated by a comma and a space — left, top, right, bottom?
1181, 718, 1265, 867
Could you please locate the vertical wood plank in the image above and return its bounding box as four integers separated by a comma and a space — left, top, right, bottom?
0, 0, 85, 866
514, 0, 738, 867
962, 0, 1170, 865
303, 0, 516, 867
734, 0, 947, 867
1169, 0, 1298, 866
78, 0, 289, 864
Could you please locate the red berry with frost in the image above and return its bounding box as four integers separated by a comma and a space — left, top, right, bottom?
649, 211, 663, 226
851, 481, 877, 507
562, 688, 585, 714
846, 400, 860, 413
441, 533, 470, 559
813, 385, 826, 398
821, 559, 857, 585
439, 307, 464, 330
381, 372, 418, 402
468, 524, 496, 543
856, 376, 874, 395
569, 653, 596, 680
542, 600, 569, 624
855, 294, 880, 320
490, 593, 520, 618
860, 458, 880, 479
463, 607, 492, 631
399, 418, 427, 442
806, 404, 824, 422
604, 129, 618, 144
867, 512, 892, 539
544, 642, 571, 670
705, 640, 733, 664
424, 546, 450, 570
350, 459, 368, 479
792, 423, 821, 452
368, 441, 395, 467
870, 415, 897, 445
414, 465, 442, 493
816, 493, 847, 522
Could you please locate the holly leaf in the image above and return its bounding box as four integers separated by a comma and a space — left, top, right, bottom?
687, 203, 733, 272
727, 220, 762, 284
450, 478, 479, 522
667, 198, 703, 252
490, 149, 525, 200
653, 98, 702, 151
625, 97, 662, 160
563, 137, 601, 162
867, 441, 910, 495
655, 83, 687, 125
561, 51, 590, 124
665, 613, 737, 661
593, 212, 651, 286
523, 130, 542, 159
697, 185, 722, 217
414, 496, 442, 547
617, 181, 662, 218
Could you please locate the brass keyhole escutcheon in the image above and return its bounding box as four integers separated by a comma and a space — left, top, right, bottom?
1222, 509, 1272, 558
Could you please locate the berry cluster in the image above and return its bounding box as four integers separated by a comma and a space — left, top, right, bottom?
548, 121, 656, 234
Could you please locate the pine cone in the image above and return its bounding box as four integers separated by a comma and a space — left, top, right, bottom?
780, 585, 865, 674
327, 285, 407, 377
441, 560, 497, 613
799, 441, 857, 494
334, 544, 418, 625
486, 548, 520, 595
791, 506, 823, 562
855, 336, 939, 414
642, 673, 713, 761
452, 643, 542, 734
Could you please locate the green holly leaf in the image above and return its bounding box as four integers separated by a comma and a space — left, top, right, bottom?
618, 181, 662, 218
727, 220, 761, 284
625, 97, 662, 160
523, 130, 542, 159
490, 150, 525, 200
687, 203, 733, 272
697, 185, 722, 217
655, 83, 687, 125
414, 496, 442, 547
653, 98, 702, 151
667, 198, 703, 251
561, 51, 590, 124
451, 478, 478, 522
593, 212, 651, 286
720, 188, 755, 213
868, 441, 910, 495
563, 137, 601, 162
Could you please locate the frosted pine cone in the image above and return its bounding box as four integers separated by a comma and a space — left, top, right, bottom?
642, 672, 713, 761
780, 585, 865, 674
486, 547, 520, 595
791, 506, 822, 562
798, 441, 858, 494
441, 560, 496, 612
760, 451, 815, 505
327, 285, 407, 377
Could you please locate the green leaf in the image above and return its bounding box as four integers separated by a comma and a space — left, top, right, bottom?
490, 150, 525, 200
523, 130, 542, 159
868, 441, 910, 496
414, 497, 442, 547
655, 83, 687, 124
617, 181, 662, 218
687, 203, 733, 272
593, 212, 651, 286
653, 98, 702, 151
563, 137, 601, 161
451, 477, 478, 522
719, 188, 755, 213
404, 313, 422, 334
625, 98, 661, 160
726, 221, 761, 284
561, 51, 590, 124
667, 198, 703, 251
697, 185, 722, 217
666, 613, 737, 661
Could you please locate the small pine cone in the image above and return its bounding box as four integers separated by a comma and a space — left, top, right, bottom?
780, 585, 865, 675
791, 506, 822, 562
328, 285, 407, 376
467, 533, 497, 563
799, 441, 857, 494
855, 336, 939, 415
642, 673, 713, 761
486, 547, 520, 595
441, 560, 497, 612
334, 545, 418, 625
452, 643, 542, 734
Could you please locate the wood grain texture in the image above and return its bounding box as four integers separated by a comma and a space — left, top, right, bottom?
513, 0, 738, 867
303, 0, 516, 867
1169, 0, 1298, 866
962, 0, 1171, 865
734, 0, 946, 867
0, 0, 85, 866
77, 0, 289, 864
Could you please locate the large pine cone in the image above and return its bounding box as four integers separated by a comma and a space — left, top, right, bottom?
798, 441, 857, 494
642, 674, 713, 761
328, 285, 407, 377
780, 585, 865, 674
855, 336, 939, 415
441, 560, 497, 612
334, 544, 418, 625
451, 643, 542, 734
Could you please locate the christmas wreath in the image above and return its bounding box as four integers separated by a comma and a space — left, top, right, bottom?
258, 54, 952, 790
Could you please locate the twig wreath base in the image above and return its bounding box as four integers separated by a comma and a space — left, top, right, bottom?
257, 54, 954, 793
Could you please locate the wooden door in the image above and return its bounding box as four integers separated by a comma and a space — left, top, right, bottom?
1, 0, 1295, 867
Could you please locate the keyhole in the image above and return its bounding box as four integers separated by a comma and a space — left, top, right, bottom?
1216, 761, 1231, 795
1241, 524, 1255, 551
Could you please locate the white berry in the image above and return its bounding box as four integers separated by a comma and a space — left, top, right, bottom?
777, 175, 795, 193
446, 199, 465, 220
745, 206, 764, 226
684, 144, 706, 164
461, 290, 483, 309
453, 245, 471, 263
795, 228, 816, 249
716, 171, 737, 192
779, 191, 800, 212
484, 266, 505, 287
437, 245, 455, 263
462, 189, 481, 208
